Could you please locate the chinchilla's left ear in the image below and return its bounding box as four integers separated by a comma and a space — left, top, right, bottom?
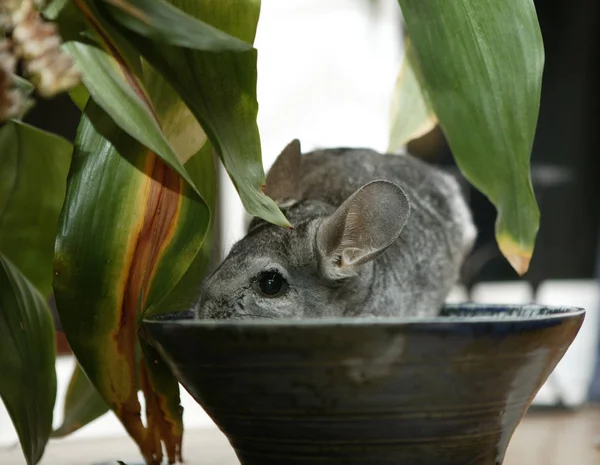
265, 139, 302, 202
316, 180, 411, 280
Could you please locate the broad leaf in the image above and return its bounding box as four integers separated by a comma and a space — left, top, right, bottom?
52, 363, 110, 438
101, 0, 252, 51
54, 0, 202, 195
397, 0, 543, 274
0, 253, 57, 465
68, 83, 90, 112
133, 142, 218, 465
56, 0, 260, 196
140, 60, 206, 165
54, 100, 210, 464
145, 141, 217, 317
0, 121, 72, 297
45, 0, 92, 43
101, 0, 290, 227
62, 40, 200, 189
388, 39, 437, 151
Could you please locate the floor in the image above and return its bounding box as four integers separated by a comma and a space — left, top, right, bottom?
503, 407, 600, 465
2, 406, 600, 465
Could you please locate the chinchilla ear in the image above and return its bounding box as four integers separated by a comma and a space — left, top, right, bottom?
265, 139, 302, 202
316, 180, 411, 279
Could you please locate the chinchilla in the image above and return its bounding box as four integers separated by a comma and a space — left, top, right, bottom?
195, 139, 476, 320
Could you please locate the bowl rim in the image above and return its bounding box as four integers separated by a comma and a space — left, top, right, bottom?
143, 303, 586, 328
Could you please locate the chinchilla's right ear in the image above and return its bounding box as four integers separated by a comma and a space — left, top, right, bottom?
316, 180, 411, 280
265, 139, 302, 201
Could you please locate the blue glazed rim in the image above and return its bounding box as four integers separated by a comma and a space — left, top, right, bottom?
144, 303, 585, 328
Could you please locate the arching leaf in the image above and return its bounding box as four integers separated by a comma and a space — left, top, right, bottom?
52, 363, 110, 438
397, 0, 543, 274
53, 100, 210, 464
0, 121, 72, 297
0, 254, 57, 465
99, 0, 290, 227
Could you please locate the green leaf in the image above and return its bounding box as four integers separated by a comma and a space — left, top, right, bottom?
68, 83, 90, 112
45, 0, 90, 42
56, 0, 205, 196
396, 0, 543, 274
388, 39, 437, 151
101, 0, 290, 227
0, 253, 57, 465
0, 121, 72, 297
140, 59, 206, 165
52, 363, 110, 438
101, 0, 253, 51
62, 40, 201, 191
54, 99, 210, 464
147, 141, 217, 318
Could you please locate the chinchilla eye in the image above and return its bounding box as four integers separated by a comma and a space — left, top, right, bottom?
257, 271, 287, 297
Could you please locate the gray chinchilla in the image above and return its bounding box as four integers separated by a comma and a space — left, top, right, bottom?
195, 139, 476, 319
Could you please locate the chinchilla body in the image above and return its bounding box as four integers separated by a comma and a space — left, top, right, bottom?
195, 140, 476, 320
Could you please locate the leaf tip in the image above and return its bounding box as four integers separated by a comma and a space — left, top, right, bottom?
505, 253, 531, 276
253, 193, 292, 229
277, 217, 293, 229
498, 235, 533, 276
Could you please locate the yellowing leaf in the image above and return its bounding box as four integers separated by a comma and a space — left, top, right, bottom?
397, 0, 543, 273
54, 101, 209, 464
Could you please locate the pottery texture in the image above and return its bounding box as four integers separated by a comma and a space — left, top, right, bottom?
144, 304, 584, 465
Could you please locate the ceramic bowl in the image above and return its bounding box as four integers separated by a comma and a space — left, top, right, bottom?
143, 304, 584, 465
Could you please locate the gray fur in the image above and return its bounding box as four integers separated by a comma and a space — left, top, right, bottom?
195, 140, 477, 320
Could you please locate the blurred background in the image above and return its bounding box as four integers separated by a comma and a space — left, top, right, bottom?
2, 0, 599, 458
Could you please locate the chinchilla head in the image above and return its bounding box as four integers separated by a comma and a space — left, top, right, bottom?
195, 140, 411, 320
